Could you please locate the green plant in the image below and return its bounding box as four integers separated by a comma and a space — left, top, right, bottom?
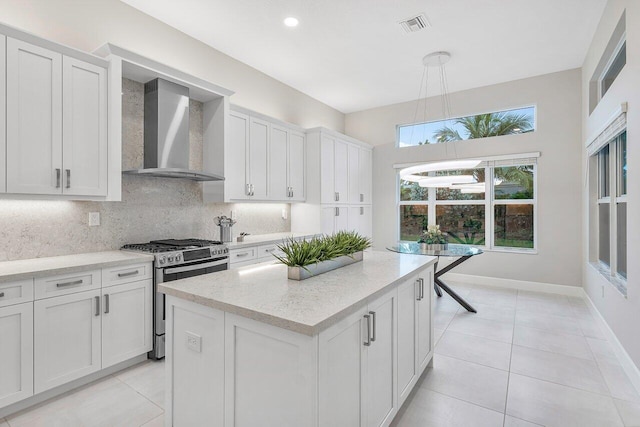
417, 224, 448, 244
274, 231, 372, 268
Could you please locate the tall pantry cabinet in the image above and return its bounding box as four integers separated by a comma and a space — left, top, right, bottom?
292, 128, 373, 241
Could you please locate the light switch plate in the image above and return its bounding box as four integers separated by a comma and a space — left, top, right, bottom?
186, 331, 202, 353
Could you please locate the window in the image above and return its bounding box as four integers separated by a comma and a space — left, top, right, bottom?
397, 106, 535, 147
398, 159, 536, 251
592, 131, 627, 289
589, 12, 625, 113
601, 41, 626, 97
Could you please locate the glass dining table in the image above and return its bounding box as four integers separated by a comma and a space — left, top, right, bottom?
387, 243, 483, 313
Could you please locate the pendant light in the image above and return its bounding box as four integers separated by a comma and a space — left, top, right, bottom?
400, 52, 481, 188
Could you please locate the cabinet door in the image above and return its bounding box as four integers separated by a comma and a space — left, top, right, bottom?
6, 38, 62, 195
349, 206, 372, 238
288, 130, 305, 201
335, 206, 350, 233
321, 206, 336, 235
334, 139, 349, 204
248, 117, 269, 199
318, 307, 367, 427
34, 289, 101, 393
102, 280, 152, 368
0, 35, 6, 193
365, 289, 397, 427
359, 149, 372, 204
417, 269, 434, 372
397, 277, 418, 406
269, 124, 289, 200
0, 302, 33, 408
62, 57, 107, 196
320, 135, 336, 204
227, 111, 250, 200
348, 144, 360, 204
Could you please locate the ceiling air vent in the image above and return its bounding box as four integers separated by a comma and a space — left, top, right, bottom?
399, 14, 430, 33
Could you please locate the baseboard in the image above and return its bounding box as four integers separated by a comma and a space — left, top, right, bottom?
442, 272, 584, 296
581, 290, 640, 396
0, 354, 148, 419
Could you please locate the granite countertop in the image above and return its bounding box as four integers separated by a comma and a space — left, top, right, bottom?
226, 232, 319, 250
0, 251, 155, 282
159, 250, 437, 336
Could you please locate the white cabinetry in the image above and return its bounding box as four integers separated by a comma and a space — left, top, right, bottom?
0, 302, 33, 408
4, 36, 108, 198
34, 289, 102, 393
0, 34, 5, 193
102, 280, 152, 368
206, 106, 306, 203
417, 269, 434, 372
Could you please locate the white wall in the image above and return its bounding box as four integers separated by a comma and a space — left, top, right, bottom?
345, 69, 583, 287
0, 0, 344, 131
582, 1, 640, 368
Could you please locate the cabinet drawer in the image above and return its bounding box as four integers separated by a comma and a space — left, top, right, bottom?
256, 244, 283, 260
0, 278, 34, 308
229, 247, 257, 264
35, 269, 101, 300
102, 263, 153, 288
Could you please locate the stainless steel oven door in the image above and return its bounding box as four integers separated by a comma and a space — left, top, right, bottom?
152, 256, 229, 359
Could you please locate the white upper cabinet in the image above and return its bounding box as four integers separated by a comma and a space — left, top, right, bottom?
214, 106, 306, 203
226, 111, 250, 200
6, 38, 63, 195
4, 36, 108, 198
359, 148, 372, 204
0, 35, 5, 194
62, 57, 107, 196
269, 124, 289, 200
320, 135, 336, 204
348, 144, 360, 204
288, 130, 305, 201
248, 117, 269, 199
334, 139, 349, 204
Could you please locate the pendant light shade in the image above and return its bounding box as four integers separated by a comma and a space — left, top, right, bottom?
416, 175, 476, 188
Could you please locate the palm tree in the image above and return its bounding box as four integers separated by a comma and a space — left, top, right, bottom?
434, 112, 533, 142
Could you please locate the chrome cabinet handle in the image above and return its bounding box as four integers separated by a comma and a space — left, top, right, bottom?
416, 279, 422, 301
94, 296, 100, 316
56, 279, 83, 288
55, 168, 61, 188
66, 169, 71, 189
419, 278, 424, 300
335, 207, 339, 216
360, 193, 364, 202
360, 207, 364, 215
369, 311, 376, 342
334, 192, 339, 202
0, 292, 4, 298
251, 184, 255, 196
363, 314, 371, 346
236, 252, 249, 257
117, 270, 139, 278
265, 248, 275, 253
246, 183, 251, 196
104, 294, 110, 314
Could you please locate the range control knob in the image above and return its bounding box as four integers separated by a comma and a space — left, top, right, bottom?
158, 256, 166, 265
168, 255, 175, 263
175, 253, 182, 262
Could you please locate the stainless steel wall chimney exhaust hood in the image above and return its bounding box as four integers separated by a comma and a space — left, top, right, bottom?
124, 78, 224, 182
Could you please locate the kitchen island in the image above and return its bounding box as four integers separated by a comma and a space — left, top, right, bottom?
159, 250, 436, 427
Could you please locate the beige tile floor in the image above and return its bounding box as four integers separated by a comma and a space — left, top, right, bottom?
3, 282, 640, 426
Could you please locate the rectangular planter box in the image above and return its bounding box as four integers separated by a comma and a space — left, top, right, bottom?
288, 251, 363, 281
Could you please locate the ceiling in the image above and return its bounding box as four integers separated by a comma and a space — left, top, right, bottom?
121, 0, 607, 114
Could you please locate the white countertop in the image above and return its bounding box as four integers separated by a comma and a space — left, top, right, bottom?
159, 250, 436, 336
226, 232, 319, 250
0, 251, 155, 282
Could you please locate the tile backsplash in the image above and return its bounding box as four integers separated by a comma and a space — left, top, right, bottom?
0, 79, 290, 261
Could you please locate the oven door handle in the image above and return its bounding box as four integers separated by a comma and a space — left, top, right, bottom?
163, 258, 229, 275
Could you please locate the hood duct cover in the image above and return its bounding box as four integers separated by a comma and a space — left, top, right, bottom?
124, 78, 224, 182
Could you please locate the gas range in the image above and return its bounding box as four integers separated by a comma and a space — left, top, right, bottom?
122, 238, 229, 268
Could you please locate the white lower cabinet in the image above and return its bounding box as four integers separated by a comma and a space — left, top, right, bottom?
34, 289, 102, 393
397, 276, 418, 406
417, 269, 434, 372
102, 280, 152, 368
0, 302, 33, 408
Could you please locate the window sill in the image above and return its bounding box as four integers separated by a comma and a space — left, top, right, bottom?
589, 262, 627, 298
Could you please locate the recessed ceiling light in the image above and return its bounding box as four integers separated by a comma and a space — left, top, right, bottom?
284, 17, 299, 27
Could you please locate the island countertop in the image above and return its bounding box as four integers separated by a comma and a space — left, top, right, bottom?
158, 250, 436, 336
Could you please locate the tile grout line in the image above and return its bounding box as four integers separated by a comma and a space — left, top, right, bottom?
503, 289, 519, 427
112, 371, 165, 416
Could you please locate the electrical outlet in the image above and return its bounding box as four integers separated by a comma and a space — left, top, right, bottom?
186, 331, 202, 353
88, 212, 100, 227
282, 208, 287, 220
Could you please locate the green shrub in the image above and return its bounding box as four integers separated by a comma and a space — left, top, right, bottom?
274, 231, 372, 268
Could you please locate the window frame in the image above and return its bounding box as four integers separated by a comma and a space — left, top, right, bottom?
397, 160, 537, 253
598, 36, 626, 100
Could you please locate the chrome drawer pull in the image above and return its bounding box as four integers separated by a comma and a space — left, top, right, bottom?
363, 314, 371, 346
94, 296, 100, 316
0, 292, 4, 298
55, 168, 61, 188
117, 270, 139, 278
104, 294, 110, 314
416, 279, 422, 301
56, 279, 83, 288
66, 169, 71, 189
369, 311, 376, 342
236, 252, 249, 257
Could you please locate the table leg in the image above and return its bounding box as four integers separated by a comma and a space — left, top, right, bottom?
434, 255, 476, 313
433, 260, 443, 297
